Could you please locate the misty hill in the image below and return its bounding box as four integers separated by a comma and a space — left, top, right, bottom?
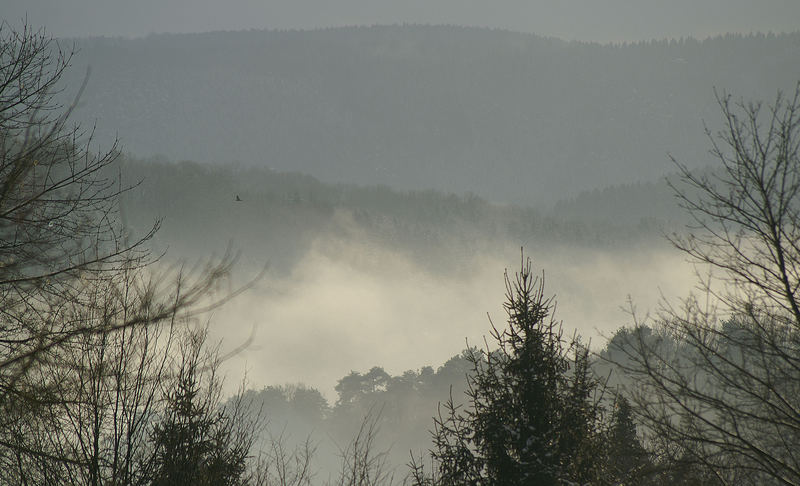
119, 156, 677, 275
65, 26, 800, 207
552, 179, 682, 225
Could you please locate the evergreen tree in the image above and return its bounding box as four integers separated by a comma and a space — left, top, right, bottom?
605, 397, 651, 485
414, 256, 605, 485
146, 331, 256, 486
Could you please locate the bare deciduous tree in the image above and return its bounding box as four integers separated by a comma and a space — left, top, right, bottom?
332, 408, 395, 486
613, 83, 800, 485
0, 20, 248, 481
250, 431, 317, 486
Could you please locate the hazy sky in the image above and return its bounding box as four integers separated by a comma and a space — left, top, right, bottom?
4, 0, 799, 42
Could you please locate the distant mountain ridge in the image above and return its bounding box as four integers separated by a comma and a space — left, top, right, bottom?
62, 25, 800, 205
12, 0, 800, 41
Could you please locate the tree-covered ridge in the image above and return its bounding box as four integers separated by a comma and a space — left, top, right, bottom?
64, 26, 800, 206
117, 156, 675, 273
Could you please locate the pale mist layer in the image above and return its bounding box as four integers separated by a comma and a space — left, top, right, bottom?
208, 232, 697, 400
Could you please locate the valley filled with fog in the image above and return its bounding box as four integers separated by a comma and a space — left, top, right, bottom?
116, 157, 696, 398
84, 25, 800, 399
83, 27, 798, 473
108, 152, 703, 473
213, 235, 696, 398
3, 9, 800, 483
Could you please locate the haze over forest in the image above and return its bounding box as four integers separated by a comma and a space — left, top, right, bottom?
32, 0, 800, 430
3, 3, 800, 483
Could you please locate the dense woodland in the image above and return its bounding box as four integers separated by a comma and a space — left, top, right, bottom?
3, 19, 800, 486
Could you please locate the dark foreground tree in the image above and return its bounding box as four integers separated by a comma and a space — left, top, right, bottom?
603, 396, 652, 485
0, 20, 242, 481
145, 328, 258, 486
412, 256, 606, 486
0, 16, 248, 385
612, 83, 800, 485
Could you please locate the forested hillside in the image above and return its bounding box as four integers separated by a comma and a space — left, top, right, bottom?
118, 156, 676, 274
65, 26, 800, 206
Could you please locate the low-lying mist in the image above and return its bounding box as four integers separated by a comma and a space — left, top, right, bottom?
210, 230, 697, 400
116, 157, 700, 399
114, 157, 706, 474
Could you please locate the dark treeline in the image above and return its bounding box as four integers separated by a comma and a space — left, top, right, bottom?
118, 156, 677, 274
235, 353, 472, 479
279, 328, 711, 483
551, 180, 682, 226
63, 25, 800, 206
232, 324, 697, 483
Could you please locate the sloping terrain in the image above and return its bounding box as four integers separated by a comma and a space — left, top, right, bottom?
65, 26, 800, 206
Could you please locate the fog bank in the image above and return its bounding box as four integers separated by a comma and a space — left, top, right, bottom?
210, 235, 696, 398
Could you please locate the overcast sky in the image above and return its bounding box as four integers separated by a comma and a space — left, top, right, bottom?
3, 0, 799, 42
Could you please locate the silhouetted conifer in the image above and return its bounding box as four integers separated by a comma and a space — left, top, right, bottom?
413, 255, 605, 485
605, 396, 651, 485
146, 333, 254, 486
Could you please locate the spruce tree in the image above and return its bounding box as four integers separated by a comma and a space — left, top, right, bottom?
605, 396, 651, 485
415, 256, 605, 485
146, 333, 254, 486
